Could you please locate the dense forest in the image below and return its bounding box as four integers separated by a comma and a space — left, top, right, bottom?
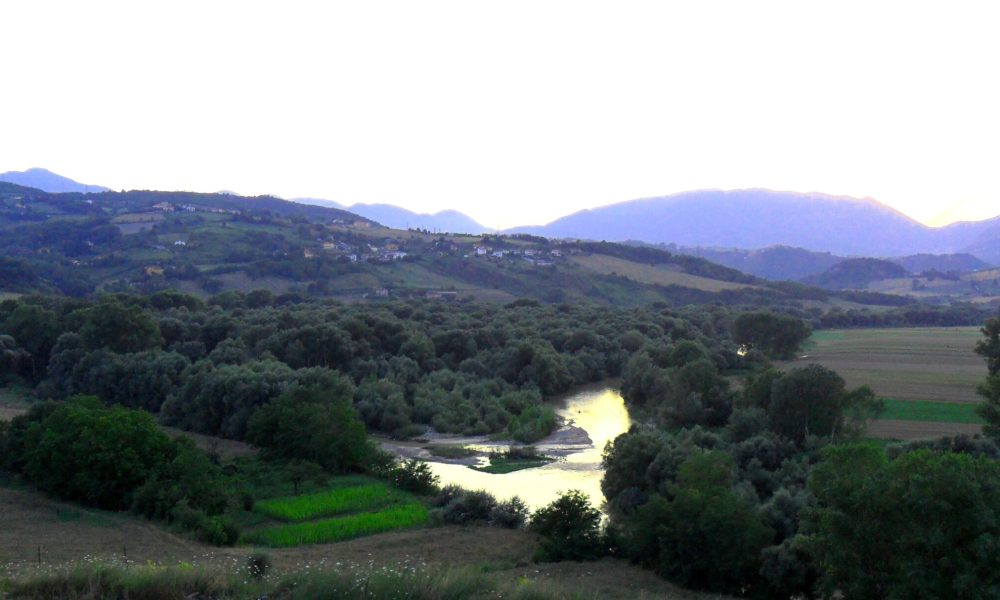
0, 291, 773, 442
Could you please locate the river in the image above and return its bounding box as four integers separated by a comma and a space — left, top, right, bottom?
383, 385, 632, 510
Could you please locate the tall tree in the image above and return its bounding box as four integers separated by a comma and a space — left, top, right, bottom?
976, 318, 1000, 437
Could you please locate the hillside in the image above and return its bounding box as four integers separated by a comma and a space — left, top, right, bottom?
0, 183, 908, 309
893, 253, 991, 274
654, 244, 844, 281
802, 258, 909, 290
511, 189, 1000, 261
657, 244, 991, 282
0, 167, 109, 193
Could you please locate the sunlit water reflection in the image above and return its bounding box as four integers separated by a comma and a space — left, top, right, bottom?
424, 387, 632, 510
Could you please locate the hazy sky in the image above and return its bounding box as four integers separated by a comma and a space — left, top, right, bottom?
2, 1, 999, 229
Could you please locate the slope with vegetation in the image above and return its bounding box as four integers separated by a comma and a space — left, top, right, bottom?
0, 181, 937, 313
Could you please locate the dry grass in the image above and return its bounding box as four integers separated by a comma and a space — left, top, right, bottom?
569, 254, 756, 292
784, 327, 984, 404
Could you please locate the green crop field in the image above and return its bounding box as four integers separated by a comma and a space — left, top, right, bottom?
254, 483, 404, 522
244, 503, 429, 547
879, 398, 984, 424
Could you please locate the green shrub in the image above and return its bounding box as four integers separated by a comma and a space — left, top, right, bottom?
385, 459, 439, 495
432, 489, 497, 525
489, 496, 529, 529
530, 490, 605, 562
507, 405, 557, 443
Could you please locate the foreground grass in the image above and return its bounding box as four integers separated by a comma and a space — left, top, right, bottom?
878, 398, 984, 424
2, 562, 576, 600
244, 503, 430, 547
255, 482, 405, 522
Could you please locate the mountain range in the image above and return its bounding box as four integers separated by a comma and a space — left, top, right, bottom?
510, 189, 1000, 263
5, 168, 1000, 265
294, 198, 487, 234
651, 244, 993, 281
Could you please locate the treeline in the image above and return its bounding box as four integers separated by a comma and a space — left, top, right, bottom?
597, 320, 1000, 598
0, 292, 761, 444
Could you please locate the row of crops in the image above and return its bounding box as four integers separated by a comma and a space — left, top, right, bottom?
243, 477, 429, 547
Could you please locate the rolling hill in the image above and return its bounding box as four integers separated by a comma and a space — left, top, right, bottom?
802, 258, 910, 290
650, 244, 992, 282
510, 189, 1000, 261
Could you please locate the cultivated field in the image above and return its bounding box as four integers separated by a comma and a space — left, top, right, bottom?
570, 254, 758, 292
242, 477, 429, 547
783, 327, 988, 440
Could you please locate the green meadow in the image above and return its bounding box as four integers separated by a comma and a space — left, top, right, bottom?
244, 503, 429, 547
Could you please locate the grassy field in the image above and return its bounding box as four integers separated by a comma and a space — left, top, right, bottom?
570, 254, 757, 292
793, 327, 984, 403
255, 482, 405, 522
879, 398, 984, 424
786, 327, 987, 440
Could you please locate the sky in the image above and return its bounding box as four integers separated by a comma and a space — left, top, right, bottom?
2, 1, 999, 229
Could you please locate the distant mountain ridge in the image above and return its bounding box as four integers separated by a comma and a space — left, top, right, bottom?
0, 168, 109, 193
647, 243, 993, 281
294, 198, 487, 234
510, 189, 1000, 263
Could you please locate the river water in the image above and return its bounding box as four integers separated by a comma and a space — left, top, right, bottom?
419, 386, 632, 510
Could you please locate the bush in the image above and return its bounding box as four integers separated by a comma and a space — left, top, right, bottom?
530, 490, 605, 562
489, 496, 529, 529
385, 459, 439, 495
507, 405, 558, 443
170, 499, 240, 545
435, 489, 498, 525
